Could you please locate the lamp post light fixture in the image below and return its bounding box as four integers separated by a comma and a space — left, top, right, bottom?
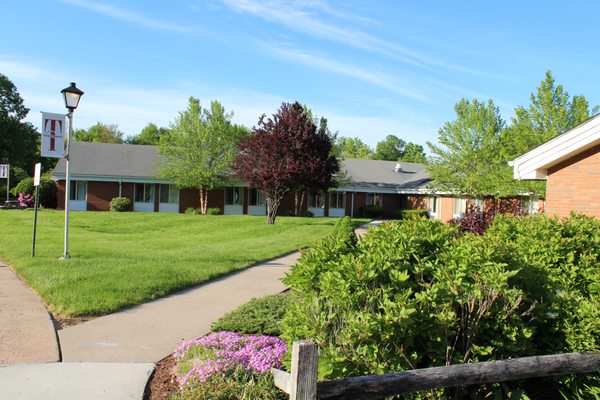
60, 82, 84, 259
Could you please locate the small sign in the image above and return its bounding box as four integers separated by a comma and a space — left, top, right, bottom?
41, 112, 66, 158
0, 164, 7, 179
34, 163, 41, 186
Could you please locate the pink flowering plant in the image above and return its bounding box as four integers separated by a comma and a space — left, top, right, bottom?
173, 331, 287, 391
18, 192, 34, 208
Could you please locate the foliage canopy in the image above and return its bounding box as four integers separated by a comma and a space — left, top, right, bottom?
282, 215, 600, 398
159, 97, 249, 214
233, 101, 339, 224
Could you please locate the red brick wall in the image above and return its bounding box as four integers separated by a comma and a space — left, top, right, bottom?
407, 195, 428, 210
87, 181, 119, 211
351, 192, 367, 217
56, 181, 65, 210
179, 188, 225, 213
546, 144, 600, 218
381, 193, 403, 218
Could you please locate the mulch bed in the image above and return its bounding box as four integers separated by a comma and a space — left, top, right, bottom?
144, 354, 180, 400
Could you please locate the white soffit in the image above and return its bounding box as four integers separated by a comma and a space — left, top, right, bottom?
512, 114, 600, 180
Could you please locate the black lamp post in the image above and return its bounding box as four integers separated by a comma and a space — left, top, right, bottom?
60, 82, 84, 259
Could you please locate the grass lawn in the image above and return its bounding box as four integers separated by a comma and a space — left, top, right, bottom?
0, 210, 366, 317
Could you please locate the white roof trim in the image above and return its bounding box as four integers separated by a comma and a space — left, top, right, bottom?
512, 113, 600, 180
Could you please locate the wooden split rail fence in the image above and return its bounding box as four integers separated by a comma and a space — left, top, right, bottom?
271, 340, 600, 400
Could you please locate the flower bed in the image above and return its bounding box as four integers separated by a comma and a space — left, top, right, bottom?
173, 331, 287, 391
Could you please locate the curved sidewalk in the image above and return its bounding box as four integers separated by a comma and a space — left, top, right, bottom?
0, 262, 59, 365
58, 220, 384, 363
58, 252, 298, 363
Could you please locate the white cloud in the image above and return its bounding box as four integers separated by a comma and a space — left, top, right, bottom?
2, 56, 437, 146
220, 0, 495, 77
62, 0, 194, 33
262, 43, 430, 102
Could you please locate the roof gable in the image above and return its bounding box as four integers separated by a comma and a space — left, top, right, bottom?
512, 113, 600, 180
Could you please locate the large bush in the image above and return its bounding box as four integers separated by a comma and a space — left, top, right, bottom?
10, 173, 57, 208
109, 197, 131, 212
281, 214, 600, 398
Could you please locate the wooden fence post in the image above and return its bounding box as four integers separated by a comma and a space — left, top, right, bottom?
290, 340, 318, 400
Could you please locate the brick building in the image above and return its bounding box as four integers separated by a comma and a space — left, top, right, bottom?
511, 113, 600, 218
53, 142, 538, 220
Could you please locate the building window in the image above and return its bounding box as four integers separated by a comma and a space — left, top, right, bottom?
521, 195, 539, 214
69, 181, 87, 201
428, 196, 438, 216
135, 183, 155, 203
453, 197, 467, 217
366, 192, 383, 207
248, 188, 265, 206
308, 190, 325, 208
160, 184, 179, 204
329, 191, 346, 209
225, 187, 243, 205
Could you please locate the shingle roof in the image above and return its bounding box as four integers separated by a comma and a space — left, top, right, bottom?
341, 158, 431, 191
53, 142, 162, 179
53, 142, 432, 191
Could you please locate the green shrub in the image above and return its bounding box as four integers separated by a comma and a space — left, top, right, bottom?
109, 197, 131, 212
330, 216, 358, 248
172, 366, 286, 400
361, 204, 384, 218
396, 209, 429, 219
185, 207, 200, 215
298, 210, 314, 217
282, 215, 600, 398
211, 294, 294, 336
10, 173, 57, 208
206, 207, 221, 215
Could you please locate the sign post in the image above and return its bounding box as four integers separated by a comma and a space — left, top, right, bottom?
0, 163, 8, 203
32, 163, 41, 257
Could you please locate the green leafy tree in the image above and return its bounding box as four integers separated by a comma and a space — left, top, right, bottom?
74, 122, 125, 143
0, 73, 38, 178
501, 71, 598, 196
373, 134, 406, 160
127, 122, 169, 145
399, 142, 427, 163
427, 99, 505, 198
160, 97, 249, 214
336, 136, 373, 159
505, 71, 597, 155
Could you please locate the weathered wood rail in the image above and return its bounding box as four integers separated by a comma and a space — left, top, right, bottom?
272, 341, 600, 400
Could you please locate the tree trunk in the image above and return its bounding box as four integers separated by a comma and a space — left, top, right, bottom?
294, 191, 299, 216
266, 196, 281, 224
199, 187, 208, 215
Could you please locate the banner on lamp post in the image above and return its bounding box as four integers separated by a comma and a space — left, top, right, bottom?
0, 164, 7, 179
41, 112, 66, 158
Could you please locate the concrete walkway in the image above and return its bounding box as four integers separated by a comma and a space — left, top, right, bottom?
0, 220, 385, 399
0, 263, 59, 365
59, 252, 298, 363
0, 363, 154, 400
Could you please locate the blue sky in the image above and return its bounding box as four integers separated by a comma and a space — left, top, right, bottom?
2, 1, 599, 148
